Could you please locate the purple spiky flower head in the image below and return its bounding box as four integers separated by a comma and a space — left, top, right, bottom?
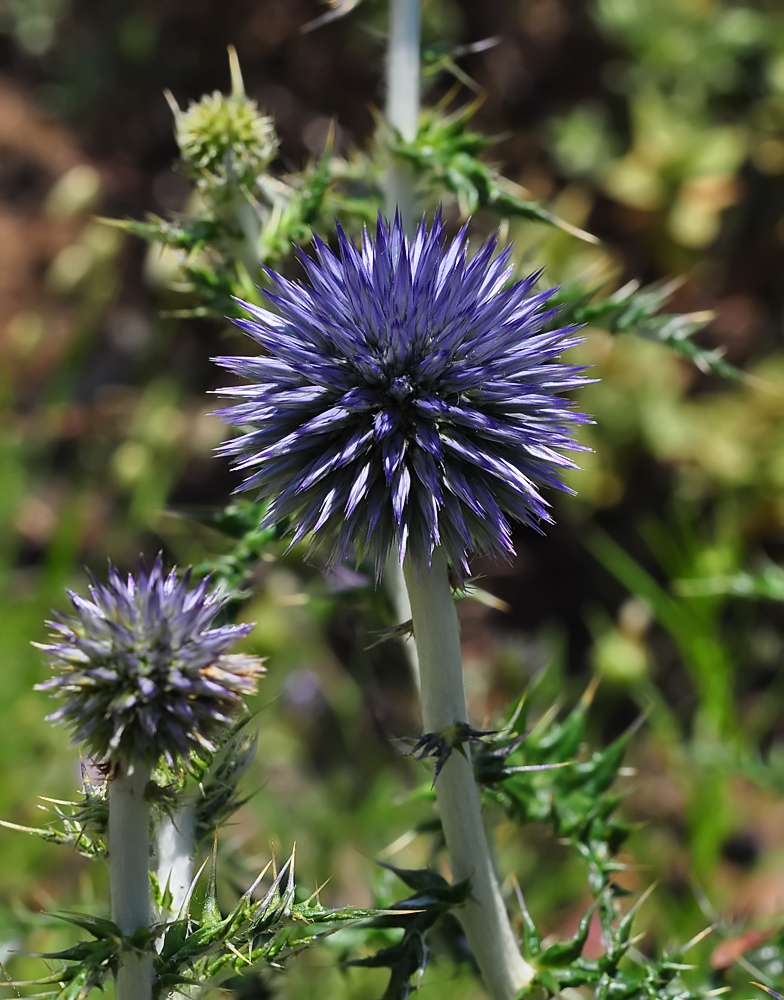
215, 212, 591, 579
35, 556, 265, 770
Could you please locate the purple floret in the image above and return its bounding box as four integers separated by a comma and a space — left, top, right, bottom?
215, 211, 591, 579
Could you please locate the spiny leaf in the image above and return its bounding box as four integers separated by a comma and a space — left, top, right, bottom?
348, 865, 470, 1000
552, 276, 745, 381
100, 214, 222, 252
603, 883, 657, 968
387, 103, 598, 243
409, 722, 496, 783
537, 902, 598, 968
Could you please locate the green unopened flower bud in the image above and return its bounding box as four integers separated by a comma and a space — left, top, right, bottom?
167, 47, 278, 200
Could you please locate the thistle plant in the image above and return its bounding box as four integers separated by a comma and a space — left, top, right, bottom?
4, 3, 768, 1000
34, 556, 265, 1000
215, 212, 589, 999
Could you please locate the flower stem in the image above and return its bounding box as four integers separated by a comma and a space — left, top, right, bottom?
227, 44, 262, 273
385, 0, 421, 230
403, 549, 535, 1000
110, 763, 153, 1000
384, 0, 422, 690
385, 560, 420, 691
156, 804, 196, 918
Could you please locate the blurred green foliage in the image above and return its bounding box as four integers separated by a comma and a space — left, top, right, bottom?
551, 0, 784, 249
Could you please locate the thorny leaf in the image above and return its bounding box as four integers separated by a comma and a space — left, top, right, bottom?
86, 54, 748, 1000
155, 847, 383, 995
409, 722, 496, 783
481, 688, 640, 895
365, 619, 414, 650
5, 914, 125, 1000
150, 716, 263, 860
188, 500, 280, 601
422, 37, 500, 93
551, 276, 745, 381
347, 863, 471, 1000
5, 842, 385, 999
388, 102, 599, 243
537, 902, 598, 968
0, 763, 108, 859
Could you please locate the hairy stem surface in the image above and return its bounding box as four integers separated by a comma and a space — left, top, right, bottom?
110, 763, 153, 1000
403, 549, 535, 1000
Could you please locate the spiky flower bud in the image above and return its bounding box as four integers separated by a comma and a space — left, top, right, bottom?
215, 212, 590, 578
168, 72, 277, 200
35, 557, 264, 769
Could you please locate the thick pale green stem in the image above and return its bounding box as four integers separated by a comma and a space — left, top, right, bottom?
385, 0, 421, 230
387, 11, 529, 992
156, 804, 196, 918
110, 764, 153, 1000
231, 194, 262, 274
155, 807, 198, 999
403, 549, 535, 1000
385, 559, 420, 691
384, 0, 422, 690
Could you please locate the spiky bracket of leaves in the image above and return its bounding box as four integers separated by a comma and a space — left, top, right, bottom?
385, 101, 599, 243
102, 214, 244, 319
110, 65, 597, 321
473, 690, 716, 1000
118, 134, 745, 394
389, 103, 745, 385
485, 688, 639, 946
409, 722, 496, 783
7, 850, 383, 1000
387, 685, 716, 1000
254, 147, 377, 266
363, 688, 629, 998
156, 848, 388, 996
0, 712, 260, 868
527, 931, 713, 1000
155, 712, 261, 848
192, 718, 259, 843
7, 912, 127, 1000
476, 688, 638, 897
108, 44, 747, 399
409, 721, 567, 786
104, 141, 376, 320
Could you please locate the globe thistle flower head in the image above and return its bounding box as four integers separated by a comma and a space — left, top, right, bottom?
35, 556, 264, 770
215, 212, 591, 579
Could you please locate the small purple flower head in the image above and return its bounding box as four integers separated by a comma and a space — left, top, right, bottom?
35, 556, 264, 770
215, 213, 590, 579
